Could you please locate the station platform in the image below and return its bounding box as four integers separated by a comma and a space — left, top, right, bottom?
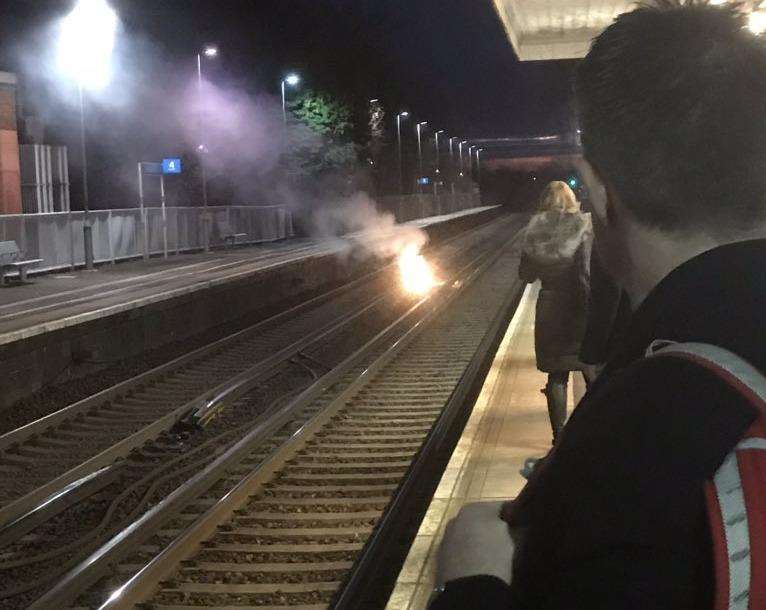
385, 284, 586, 610
0, 207, 493, 346
0, 205, 502, 409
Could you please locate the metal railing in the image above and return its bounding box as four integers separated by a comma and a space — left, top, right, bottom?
380, 192, 480, 223
0, 193, 481, 275
0, 205, 294, 273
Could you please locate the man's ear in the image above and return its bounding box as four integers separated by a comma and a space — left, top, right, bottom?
574, 158, 608, 222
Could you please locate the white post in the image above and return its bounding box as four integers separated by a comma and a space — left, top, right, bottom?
68, 211, 75, 269
160, 175, 168, 259
34, 146, 43, 213
138, 163, 148, 260
281, 80, 287, 125
107, 209, 115, 264
20, 214, 27, 258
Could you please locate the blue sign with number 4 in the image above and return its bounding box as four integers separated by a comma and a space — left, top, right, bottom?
162, 158, 182, 174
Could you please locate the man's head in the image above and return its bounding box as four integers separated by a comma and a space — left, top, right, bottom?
576, 1, 766, 301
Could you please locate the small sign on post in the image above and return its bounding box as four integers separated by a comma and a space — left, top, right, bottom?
162, 158, 182, 174
142, 162, 163, 175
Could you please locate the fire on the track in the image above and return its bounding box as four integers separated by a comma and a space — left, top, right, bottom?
398, 244, 442, 296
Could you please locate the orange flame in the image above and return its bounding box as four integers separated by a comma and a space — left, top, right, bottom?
398, 245, 441, 296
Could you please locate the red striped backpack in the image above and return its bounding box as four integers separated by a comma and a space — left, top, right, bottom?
646, 341, 766, 610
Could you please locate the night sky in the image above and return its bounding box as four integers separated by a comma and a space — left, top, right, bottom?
1, 0, 577, 139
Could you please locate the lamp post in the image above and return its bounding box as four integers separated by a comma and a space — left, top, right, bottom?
416, 121, 427, 192
57, 0, 118, 270
396, 111, 409, 194
459, 140, 467, 176
448, 137, 458, 171
281, 73, 300, 125
197, 45, 217, 251
434, 130, 444, 174
468, 145, 476, 179
476, 148, 484, 186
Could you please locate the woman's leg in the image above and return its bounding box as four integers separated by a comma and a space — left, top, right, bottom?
544, 371, 569, 443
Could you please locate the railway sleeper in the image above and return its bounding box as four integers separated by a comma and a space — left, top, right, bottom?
159, 581, 341, 594
235, 510, 381, 523
181, 560, 354, 573
290, 454, 413, 463
198, 542, 363, 554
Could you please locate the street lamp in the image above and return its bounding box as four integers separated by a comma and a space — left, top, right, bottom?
448, 137, 458, 170
416, 122, 427, 191
749, 10, 766, 34
57, 0, 118, 270
396, 111, 409, 194
459, 140, 467, 176
476, 148, 484, 185
281, 73, 301, 125
197, 44, 217, 251
434, 130, 444, 174
468, 145, 476, 178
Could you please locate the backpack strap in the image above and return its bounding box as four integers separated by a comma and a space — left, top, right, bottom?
646, 341, 766, 610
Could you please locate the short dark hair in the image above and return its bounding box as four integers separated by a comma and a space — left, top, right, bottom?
576, 1, 766, 234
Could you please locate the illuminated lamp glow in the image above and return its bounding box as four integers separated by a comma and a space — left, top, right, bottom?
748, 10, 766, 34
57, 0, 118, 91
285, 73, 300, 86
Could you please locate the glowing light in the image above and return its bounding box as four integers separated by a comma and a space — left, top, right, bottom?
398, 245, 442, 296
204, 46, 218, 57
749, 11, 766, 34
57, 0, 118, 91
285, 73, 300, 86
400, 111, 409, 117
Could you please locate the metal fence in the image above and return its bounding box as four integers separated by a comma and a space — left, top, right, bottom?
0, 205, 294, 273
380, 192, 481, 223
0, 193, 482, 274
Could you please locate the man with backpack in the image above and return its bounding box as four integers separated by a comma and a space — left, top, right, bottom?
430, 2, 766, 608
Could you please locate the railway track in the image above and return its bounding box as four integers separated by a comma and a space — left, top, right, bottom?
0, 215, 524, 608
27, 224, 524, 610
0, 219, 504, 527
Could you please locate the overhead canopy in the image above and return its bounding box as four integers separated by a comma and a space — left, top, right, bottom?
492, 0, 634, 60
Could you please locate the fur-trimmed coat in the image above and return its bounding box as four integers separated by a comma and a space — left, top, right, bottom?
519, 210, 592, 373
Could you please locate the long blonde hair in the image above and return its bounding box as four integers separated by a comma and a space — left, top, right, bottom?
539, 181, 581, 213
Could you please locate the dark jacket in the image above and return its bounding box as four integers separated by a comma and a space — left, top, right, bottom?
579, 249, 632, 365
431, 240, 764, 610
519, 211, 592, 373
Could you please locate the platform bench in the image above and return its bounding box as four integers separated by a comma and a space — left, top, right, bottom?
223, 232, 248, 248
0, 241, 43, 285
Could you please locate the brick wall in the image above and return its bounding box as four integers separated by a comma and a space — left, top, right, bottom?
0, 74, 21, 215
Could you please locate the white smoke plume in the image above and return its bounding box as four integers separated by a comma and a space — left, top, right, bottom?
310, 191, 428, 261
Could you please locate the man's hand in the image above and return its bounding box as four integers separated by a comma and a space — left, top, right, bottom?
436, 501, 515, 587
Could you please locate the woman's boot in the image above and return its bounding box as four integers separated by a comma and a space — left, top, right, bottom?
544, 372, 568, 443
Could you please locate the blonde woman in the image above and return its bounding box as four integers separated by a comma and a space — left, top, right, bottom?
519, 181, 592, 443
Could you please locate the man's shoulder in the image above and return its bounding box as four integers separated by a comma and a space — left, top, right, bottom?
567, 352, 758, 477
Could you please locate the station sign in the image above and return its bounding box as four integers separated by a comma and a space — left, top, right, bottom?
141, 162, 163, 175
417, 177, 431, 185
163, 158, 182, 174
